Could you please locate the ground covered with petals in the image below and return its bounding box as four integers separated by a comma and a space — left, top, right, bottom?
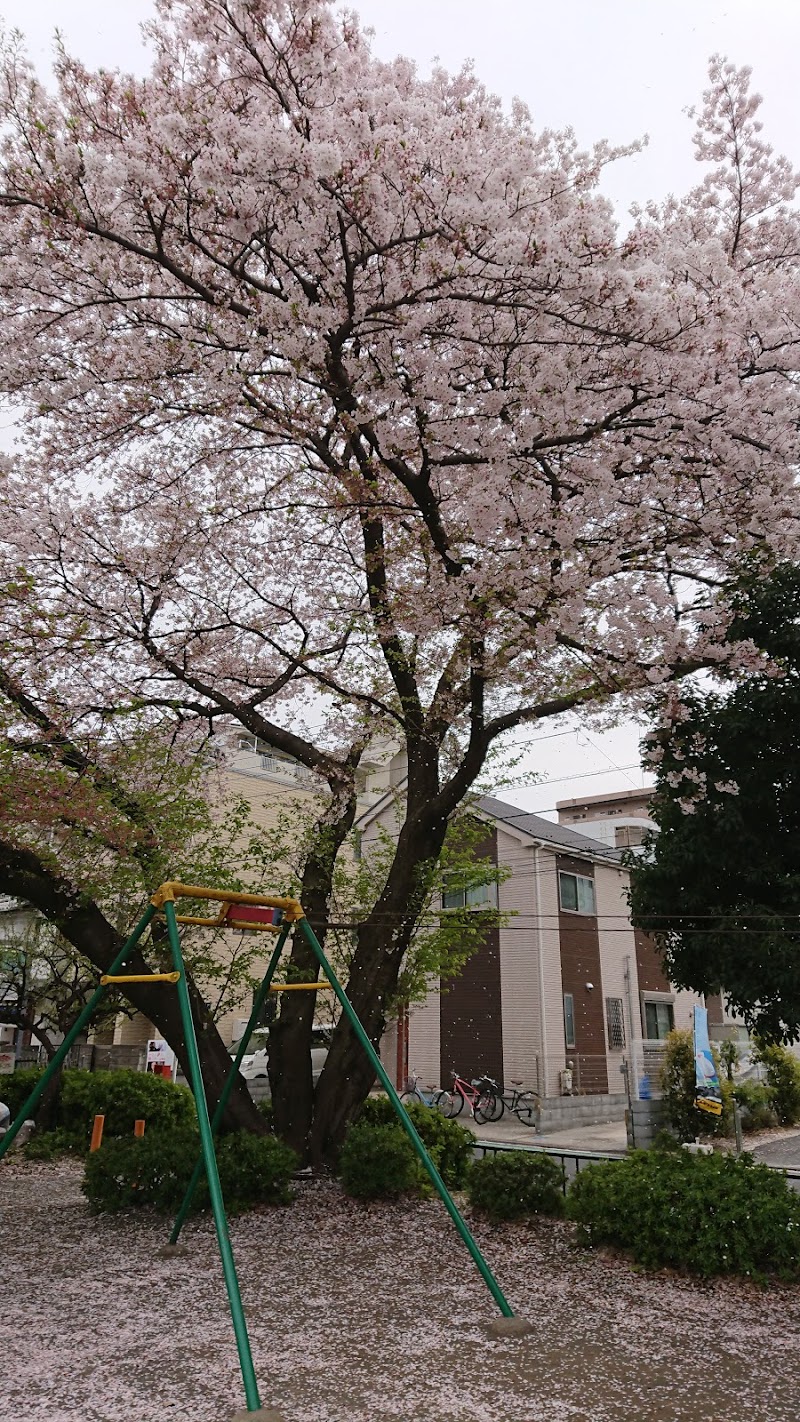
2, 1159, 798, 1422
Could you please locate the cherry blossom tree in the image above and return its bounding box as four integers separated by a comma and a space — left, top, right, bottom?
0, 3, 798, 1160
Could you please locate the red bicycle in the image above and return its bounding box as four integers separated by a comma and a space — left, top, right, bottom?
438, 1072, 504, 1123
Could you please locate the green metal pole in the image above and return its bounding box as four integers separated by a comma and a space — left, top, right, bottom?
0, 902, 158, 1163
163, 901, 263, 1413
299, 919, 516, 1318
169, 922, 291, 1244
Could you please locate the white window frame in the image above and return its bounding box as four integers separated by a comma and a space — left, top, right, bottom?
558, 870, 596, 915
643, 996, 675, 1041
563, 992, 576, 1048
441, 880, 498, 911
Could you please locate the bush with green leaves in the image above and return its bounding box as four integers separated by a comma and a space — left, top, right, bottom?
0, 1066, 196, 1146
733, 1080, 779, 1134
82, 1128, 296, 1214
754, 1042, 800, 1126
659, 1029, 733, 1140
22, 1127, 87, 1161
1, 1066, 44, 1120
59, 1069, 196, 1143
338, 1122, 429, 1199
467, 1150, 565, 1222
567, 1147, 800, 1278
256, 1097, 275, 1131
357, 1094, 473, 1188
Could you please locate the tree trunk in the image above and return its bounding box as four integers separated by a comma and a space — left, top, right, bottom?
37, 1058, 63, 1132
268, 792, 358, 1157
309, 805, 449, 1166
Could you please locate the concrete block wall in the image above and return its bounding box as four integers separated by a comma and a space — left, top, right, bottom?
625, 1098, 667, 1149
537, 1092, 628, 1132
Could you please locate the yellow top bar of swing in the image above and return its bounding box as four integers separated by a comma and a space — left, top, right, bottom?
101, 971, 181, 985
150, 881, 305, 924
269, 982, 334, 992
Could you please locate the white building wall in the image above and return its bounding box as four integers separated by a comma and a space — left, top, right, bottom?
593, 863, 640, 1094
408, 991, 441, 1089
534, 847, 574, 1096
495, 832, 565, 1097
672, 987, 704, 1033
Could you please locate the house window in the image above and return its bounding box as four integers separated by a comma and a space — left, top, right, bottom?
441, 881, 498, 910
606, 997, 626, 1050
644, 1000, 674, 1040
563, 993, 576, 1048
558, 871, 596, 915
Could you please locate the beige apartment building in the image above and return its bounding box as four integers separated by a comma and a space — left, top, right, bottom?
105, 735, 408, 1056
363, 792, 706, 1118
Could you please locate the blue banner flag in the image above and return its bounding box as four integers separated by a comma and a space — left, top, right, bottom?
693, 1005, 723, 1116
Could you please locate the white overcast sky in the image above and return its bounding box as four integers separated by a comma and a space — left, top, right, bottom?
3, 0, 797, 814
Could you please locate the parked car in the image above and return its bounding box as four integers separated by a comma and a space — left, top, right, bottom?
233, 1026, 331, 1083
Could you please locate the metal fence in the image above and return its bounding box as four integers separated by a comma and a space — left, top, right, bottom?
471, 1135, 800, 1195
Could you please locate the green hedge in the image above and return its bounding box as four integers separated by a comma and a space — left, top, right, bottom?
733, 1080, 779, 1134
0, 1067, 195, 1145
339, 1122, 428, 1199
467, 1151, 565, 1221
567, 1146, 800, 1278
1, 1066, 45, 1120
356, 1095, 473, 1188
754, 1042, 800, 1126
82, 1128, 297, 1214
59, 1069, 195, 1141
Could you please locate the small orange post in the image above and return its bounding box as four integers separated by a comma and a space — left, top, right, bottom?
90, 1114, 105, 1152
134, 1119, 145, 1138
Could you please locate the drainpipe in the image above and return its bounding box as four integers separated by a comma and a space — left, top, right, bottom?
532, 845, 549, 1098
624, 953, 640, 1101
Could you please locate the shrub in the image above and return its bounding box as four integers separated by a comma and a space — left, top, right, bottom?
733, 1080, 779, 1134
753, 1042, 800, 1126
659, 1029, 732, 1140
467, 1151, 565, 1222
256, 1097, 275, 1131
23, 1127, 86, 1161
567, 1148, 800, 1278
338, 1122, 427, 1199
59, 1069, 196, 1143
82, 1128, 296, 1214
1, 1066, 45, 1120
356, 1094, 473, 1188
218, 1130, 296, 1213
0, 1066, 196, 1145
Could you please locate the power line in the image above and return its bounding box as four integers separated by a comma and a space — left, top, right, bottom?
322, 916, 800, 933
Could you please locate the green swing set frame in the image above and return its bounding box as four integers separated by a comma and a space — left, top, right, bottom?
0, 882, 521, 1417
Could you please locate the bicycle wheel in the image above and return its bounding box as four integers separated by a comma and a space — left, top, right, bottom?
474, 1092, 504, 1124
514, 1093, 539, 1128
436, 1090, 458, 1118
399, 1090, 420, 1109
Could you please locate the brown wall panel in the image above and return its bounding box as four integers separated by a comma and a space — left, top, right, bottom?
439, 827, 504, 1087
556, 856, 608, 1093
634, 928, 672, 994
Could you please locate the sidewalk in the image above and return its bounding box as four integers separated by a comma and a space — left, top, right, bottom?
467, 1112, 628, 1155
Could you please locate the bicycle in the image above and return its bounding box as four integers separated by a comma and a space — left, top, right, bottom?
400, 1073, 446, 1112
500, 1081, 539, 1128
438, 1072, 504, 1123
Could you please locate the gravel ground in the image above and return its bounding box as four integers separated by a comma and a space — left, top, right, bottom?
1, 1158, 799, 1422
